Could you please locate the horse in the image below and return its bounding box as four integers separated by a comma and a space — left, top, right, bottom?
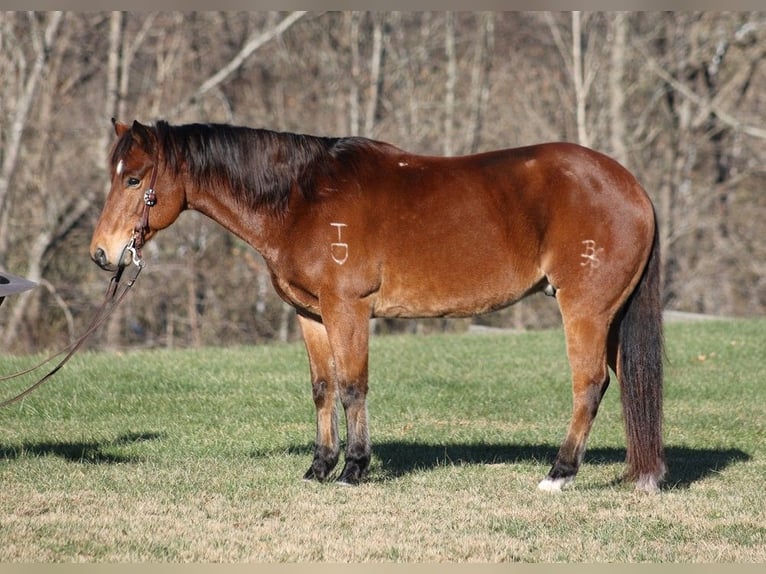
90, 119, 665, 492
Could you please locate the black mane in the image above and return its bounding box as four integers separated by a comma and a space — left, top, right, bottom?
115, 121, 382, 213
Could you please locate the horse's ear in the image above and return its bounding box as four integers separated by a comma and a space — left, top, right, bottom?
130, 120, 156, 152
112, 118, 130, 137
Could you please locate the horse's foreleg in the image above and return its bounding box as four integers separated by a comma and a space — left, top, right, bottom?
539, 315, 611, 492
298, 315, 340, 481
321, 298, 372, 485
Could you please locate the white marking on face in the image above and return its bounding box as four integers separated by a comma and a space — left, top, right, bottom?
116, 159, 124, 176
330, 222, 349, 266
580, 239, 604, 269
398, 161, 408, 167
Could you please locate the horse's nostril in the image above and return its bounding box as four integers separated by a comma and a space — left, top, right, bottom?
92, 248, 108, 269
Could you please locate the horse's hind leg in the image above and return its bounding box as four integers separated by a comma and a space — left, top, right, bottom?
298, 315, 340, 481
538, 313, 611, 491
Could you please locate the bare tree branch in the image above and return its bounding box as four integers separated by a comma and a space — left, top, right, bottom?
646, 53, 766, 140
169, 11, 308, 119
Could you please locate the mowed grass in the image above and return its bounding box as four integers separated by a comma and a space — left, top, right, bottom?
0, 319, 764, 562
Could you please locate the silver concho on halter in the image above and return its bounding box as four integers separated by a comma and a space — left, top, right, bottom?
144, 188, 157, 206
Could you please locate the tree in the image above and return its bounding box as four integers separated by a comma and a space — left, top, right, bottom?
0, 12, 64, 263
2, 12, 764, 354
635, 12, 766, 314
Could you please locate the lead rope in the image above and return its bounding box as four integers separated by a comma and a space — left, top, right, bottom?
0, 258, 144, 408
1, 150, 158, 408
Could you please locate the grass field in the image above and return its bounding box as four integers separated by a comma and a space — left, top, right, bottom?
1, 319, 764, 562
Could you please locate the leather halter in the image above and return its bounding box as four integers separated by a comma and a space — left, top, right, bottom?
130, 156, 159, 258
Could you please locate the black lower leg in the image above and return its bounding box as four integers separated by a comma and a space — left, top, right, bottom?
544, 434, 585, 483
304, 444, 340, 482
336, 381, 370, 485
546, 455, 579, 482
337, 444, 370, 485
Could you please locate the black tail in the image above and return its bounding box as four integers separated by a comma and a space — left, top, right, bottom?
618, 211, 665, 491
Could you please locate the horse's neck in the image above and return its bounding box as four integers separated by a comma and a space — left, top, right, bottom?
186, 182, 284, 262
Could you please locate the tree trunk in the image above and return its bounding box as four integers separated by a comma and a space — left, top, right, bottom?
0, 12, 64, 267
465, 12, 494, 154
347, 12, 361, 135
571, 11, 590, 148
443, 12, 456, 156
364, 13, 385, 138
608, 12, 629, 167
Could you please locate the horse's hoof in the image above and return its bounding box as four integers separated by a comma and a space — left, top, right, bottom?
336, 461, 366, 485
303, 468, 320, 482
336, 472, 362, 486
303, 465, 329, 482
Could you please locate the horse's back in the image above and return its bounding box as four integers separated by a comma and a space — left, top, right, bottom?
363, 141, 654, 261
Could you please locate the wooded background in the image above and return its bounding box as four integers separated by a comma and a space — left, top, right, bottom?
1, 11, 764, 353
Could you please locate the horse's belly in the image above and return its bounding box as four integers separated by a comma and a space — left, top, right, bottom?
372, 265, 541, 319
373, 296, 514, 319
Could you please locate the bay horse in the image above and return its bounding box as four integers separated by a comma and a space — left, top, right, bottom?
90, 119, 665, 492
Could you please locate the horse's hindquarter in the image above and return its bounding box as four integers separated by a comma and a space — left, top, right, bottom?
528, 144, 656, 313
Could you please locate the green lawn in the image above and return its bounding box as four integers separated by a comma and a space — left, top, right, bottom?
0, 319, 764, 561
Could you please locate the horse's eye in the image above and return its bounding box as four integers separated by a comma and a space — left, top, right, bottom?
127, 177, 141, 188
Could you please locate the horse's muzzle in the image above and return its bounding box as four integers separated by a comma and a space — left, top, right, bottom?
92, 240, 143, 272
91, 247, 121, 271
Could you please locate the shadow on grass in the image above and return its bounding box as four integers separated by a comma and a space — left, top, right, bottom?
6, 432, 746, 487
0, 432, 163, 464
373, 442, 751, 488
263, 441, 751, 489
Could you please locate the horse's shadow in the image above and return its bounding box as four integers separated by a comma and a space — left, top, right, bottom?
275, 441, 750, 489
3, 433, 749, 489
0, 432, 163, 464
369, 441, 751, 488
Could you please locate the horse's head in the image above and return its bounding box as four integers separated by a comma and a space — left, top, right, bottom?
90, 119, 186, 271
